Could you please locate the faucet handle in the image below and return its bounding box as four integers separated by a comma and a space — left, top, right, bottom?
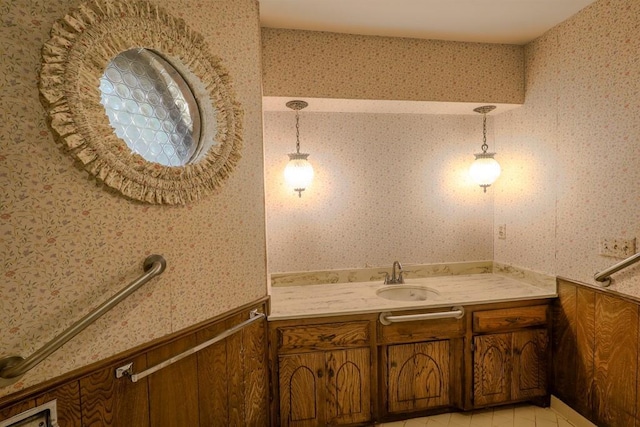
382, 272, 390, 284
398, 270, 405, 284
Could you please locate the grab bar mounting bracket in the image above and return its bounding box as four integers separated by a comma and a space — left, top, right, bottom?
115, 362, 133, 379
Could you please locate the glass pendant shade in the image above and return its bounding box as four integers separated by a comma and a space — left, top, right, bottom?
470, 105, 500, 192
469, 153, 501, 191
284, 153, 314, 197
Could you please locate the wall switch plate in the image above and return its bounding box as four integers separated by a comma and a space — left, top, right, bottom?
600, 237, 636, 258
498, 224, 507, 240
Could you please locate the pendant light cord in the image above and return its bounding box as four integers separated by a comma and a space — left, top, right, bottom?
295, 110, 301, 154
481, 113, 488, 153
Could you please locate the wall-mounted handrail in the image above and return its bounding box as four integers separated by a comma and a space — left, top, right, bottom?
594, 252, 640, 287
0, 255, 166, 387
379, 306, 465, 325
115, 310, 265, 382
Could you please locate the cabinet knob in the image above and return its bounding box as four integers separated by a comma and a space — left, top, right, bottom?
328, 368, 334, 378
317, 369, 323, 378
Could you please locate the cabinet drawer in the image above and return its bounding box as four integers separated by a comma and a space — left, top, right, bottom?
473, 305, 548, 333
378, 312, 465, 344
276, 321, 370, 352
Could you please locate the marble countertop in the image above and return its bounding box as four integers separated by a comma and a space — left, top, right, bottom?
268, 273, 557, 320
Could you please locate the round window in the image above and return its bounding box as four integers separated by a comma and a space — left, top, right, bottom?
99, 48, 202, 167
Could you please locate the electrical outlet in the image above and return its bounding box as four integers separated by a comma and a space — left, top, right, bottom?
498, 224, 507, 240
600, 237, 636, 258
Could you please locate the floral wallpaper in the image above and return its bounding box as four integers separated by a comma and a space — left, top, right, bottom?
264, 0, 640, 298
262, 28, 525, 104
0, 0, 266, 398
264, 111, 495, 273
494, 0, 640, 295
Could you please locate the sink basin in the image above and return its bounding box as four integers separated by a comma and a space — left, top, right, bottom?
376, 285, 440, 301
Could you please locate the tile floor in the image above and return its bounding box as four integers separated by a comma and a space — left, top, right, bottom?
378, 404, 576, 427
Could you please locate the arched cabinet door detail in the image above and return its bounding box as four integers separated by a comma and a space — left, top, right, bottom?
513, 330, 548, 400
325, 349, 371, 425
473, 329, 549, 407
387, 340, 451, 413
278, 354, 324, 427
473, 334, 511, 406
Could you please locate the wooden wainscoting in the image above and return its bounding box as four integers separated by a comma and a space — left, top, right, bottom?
0, 298, 269, 427
552, 278, 640, 427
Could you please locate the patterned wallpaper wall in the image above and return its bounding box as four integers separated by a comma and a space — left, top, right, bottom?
262, 28, 525, 104
494, 0, 640, 294
264, 111, 495, 273
0, 0, 266, 397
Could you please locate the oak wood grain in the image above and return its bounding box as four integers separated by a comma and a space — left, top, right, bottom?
473, 333, 511, 406
0, 399, 35, 422
243, 316, 269, 426
79, 355, 149, 427
278, 321, 369, 352
473, 305, 548, 333
387, 340, 450, 413
196, 320, 229, 427
592, 293, 638, 427
379, 314, 464, 344
512, 329, 548, 400
147, 336, 199, 427
278, 352, 324, 427
551, 281, 578, 406
226, 313, 245, 426
575, 287, 595, 418
325, 348, 371, 424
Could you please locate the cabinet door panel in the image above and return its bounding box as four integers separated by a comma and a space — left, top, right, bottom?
325, 348, 371, 425
473, 334, 511, 407
388, 340, 450, 413
279, 353, 324, 427
512, 329, 548, 400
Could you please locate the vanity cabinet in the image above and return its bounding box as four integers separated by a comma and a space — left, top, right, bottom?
269, 299, 553, 425
471, 305, 549, 408
270, 318, 375, 427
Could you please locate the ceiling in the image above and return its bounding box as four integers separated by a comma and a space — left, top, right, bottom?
259, 0, 597, 45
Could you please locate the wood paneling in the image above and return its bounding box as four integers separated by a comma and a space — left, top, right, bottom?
473, 305, 548, 333
226, 313, 245, 426
243, 317, 269, 426
79, 355, 149, 427
574, 287, 595, 418
553, 279, 640, 427
196, 321, 229, 427
592, 293, 638, 427
0, 400, 35, 422
0, 302, 269, 427
551, 281, 577, 406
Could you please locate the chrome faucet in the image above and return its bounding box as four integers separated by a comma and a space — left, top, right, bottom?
384, 261, 404, 284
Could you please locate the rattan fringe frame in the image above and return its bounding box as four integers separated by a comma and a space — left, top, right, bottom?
39, 0, 243, 204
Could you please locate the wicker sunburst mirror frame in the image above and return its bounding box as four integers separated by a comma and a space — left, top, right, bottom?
39, 0, 243, 204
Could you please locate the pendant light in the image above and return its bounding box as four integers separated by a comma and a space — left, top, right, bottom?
469, 105, 501, 192
284, 100, 314, 197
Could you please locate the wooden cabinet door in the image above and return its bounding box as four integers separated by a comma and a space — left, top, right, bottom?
473, 333, 511, 407
387, 340, 451, 413
325, 348, 371, 425
278, 353, 325, 427
512, 329, 548, 400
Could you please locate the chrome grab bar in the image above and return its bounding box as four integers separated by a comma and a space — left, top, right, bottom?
594, 252, 640, 287
116, 310, 265, 382
379, 306, 465, 326
0, 255, 166, 388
